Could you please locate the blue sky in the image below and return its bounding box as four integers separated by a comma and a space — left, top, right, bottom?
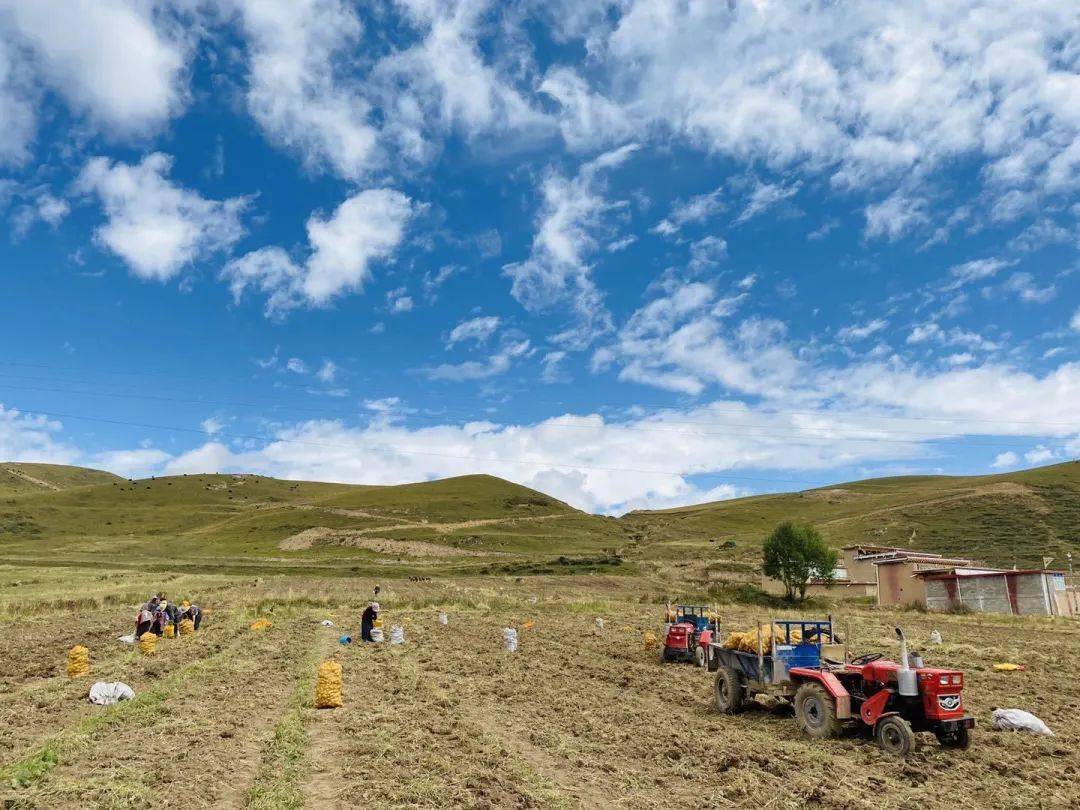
1, 0, 1079, 513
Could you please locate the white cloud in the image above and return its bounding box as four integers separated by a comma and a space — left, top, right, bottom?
553, 1, 1080, 214
222, 188, 415, 315
945, 257, 1012, 289
1070, 307, 1080, 332
201, 416, 225, 435
864, 191, 928, 241
991, 451, 1018, 469
315, 360, 338, 383
387, 287, 414, 314
1003, 272, 1056, 304
906, 322, 998, 351
652, 186, 724, 236
1024, 445, 1056, 465
376, 0, 550, 149
0, 404, 77, 463
447, 315, 500, 347
734, 179, 800, 225
540, 350, 569, 383
77, 153, 249, 281
836, 319, 887, 343
229, 0, 378, 179
504, 144, 638, 346
91, 447, 172, 478
0, 0, 188, 139
0, 37, 35, 164
422, 338, 531, 382
285, 357, 308, 374
10, 188, 70, 238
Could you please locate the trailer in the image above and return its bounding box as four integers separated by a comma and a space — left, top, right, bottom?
709, 619, 974, 756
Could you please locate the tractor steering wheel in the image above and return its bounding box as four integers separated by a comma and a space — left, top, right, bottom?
849, 652, 884, 666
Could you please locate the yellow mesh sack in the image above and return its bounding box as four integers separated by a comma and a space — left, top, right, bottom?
163, 624, 175, 638
722, 624, 802, 654
315, 660, 343, 709
250, 618, 273, 631
139, 632, 157, 655
373, 618, 383, 629
521, 620, 535, 631
644, 631, 658, 649
178, 619, 195, 636
66, 645, 90, 677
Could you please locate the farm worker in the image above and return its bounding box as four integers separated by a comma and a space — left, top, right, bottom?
136, 594, 162, 637
361, 602, 380, 642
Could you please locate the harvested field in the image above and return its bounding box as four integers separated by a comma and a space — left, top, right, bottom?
2, 566, 1078, 808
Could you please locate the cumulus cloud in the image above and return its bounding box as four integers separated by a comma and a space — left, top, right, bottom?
0, 404, 77, 463
546, 0, 1080, 216
222, 188, 415, 315
733, 179, 801, 225
229, 0, 378, 179
0, 0, 188, 141
991, 451, 1019, 469
77, 153, 249, 281
504, 144, 638, 346
375, 0, 550, 150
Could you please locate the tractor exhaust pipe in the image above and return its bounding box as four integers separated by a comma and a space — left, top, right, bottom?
895, 627, 918, 697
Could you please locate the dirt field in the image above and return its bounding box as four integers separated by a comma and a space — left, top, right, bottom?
1, 567, 1078, 808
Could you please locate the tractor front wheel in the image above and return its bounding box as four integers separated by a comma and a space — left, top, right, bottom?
876, 716, 915, 757
794, 683, 841, 739
695, 645, 707, 668
936, 725, 970, 750
714, 667, 744, 714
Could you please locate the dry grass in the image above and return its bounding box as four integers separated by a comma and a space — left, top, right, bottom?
1, 567, 1078, 808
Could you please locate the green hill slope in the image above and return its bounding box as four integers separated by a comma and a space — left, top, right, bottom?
0, 463, 124, 496
0, 471, 626, 575
622, 461, 1080, 569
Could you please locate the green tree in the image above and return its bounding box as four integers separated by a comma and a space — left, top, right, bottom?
761, 522, 839, 602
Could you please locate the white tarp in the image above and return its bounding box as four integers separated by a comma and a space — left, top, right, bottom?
89, 681, 135, 706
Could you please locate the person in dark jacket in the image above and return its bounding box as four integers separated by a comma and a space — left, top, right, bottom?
360, 602, 380, 642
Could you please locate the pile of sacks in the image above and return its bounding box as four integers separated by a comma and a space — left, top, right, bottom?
722, 624, 802, 654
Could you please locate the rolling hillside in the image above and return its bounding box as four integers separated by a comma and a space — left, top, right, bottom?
0, 468, 626, 576
622, 461, 1080, 569
0, 463, 123, 496
2, 460, 1078, 576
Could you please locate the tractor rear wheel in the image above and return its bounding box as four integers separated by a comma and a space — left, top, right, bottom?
876, 716, 915, 757
695, 645, 707, 668
714, 667, 744, 714
794, 682, 841, 739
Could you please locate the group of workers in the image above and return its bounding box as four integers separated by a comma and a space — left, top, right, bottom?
135, 593, 203, 637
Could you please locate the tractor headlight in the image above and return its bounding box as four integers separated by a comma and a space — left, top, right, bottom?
952, 674, 961, 686
939, 675, 949, 686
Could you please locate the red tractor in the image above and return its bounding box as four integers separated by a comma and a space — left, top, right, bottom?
661, 604, 717, 666
709, 620, 973, 756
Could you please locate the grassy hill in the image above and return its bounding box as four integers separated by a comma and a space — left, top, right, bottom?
3, 460, 1078, 578
0, 468, 627, 576
622, 461, 1080, 570
0, 463, 123, 496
